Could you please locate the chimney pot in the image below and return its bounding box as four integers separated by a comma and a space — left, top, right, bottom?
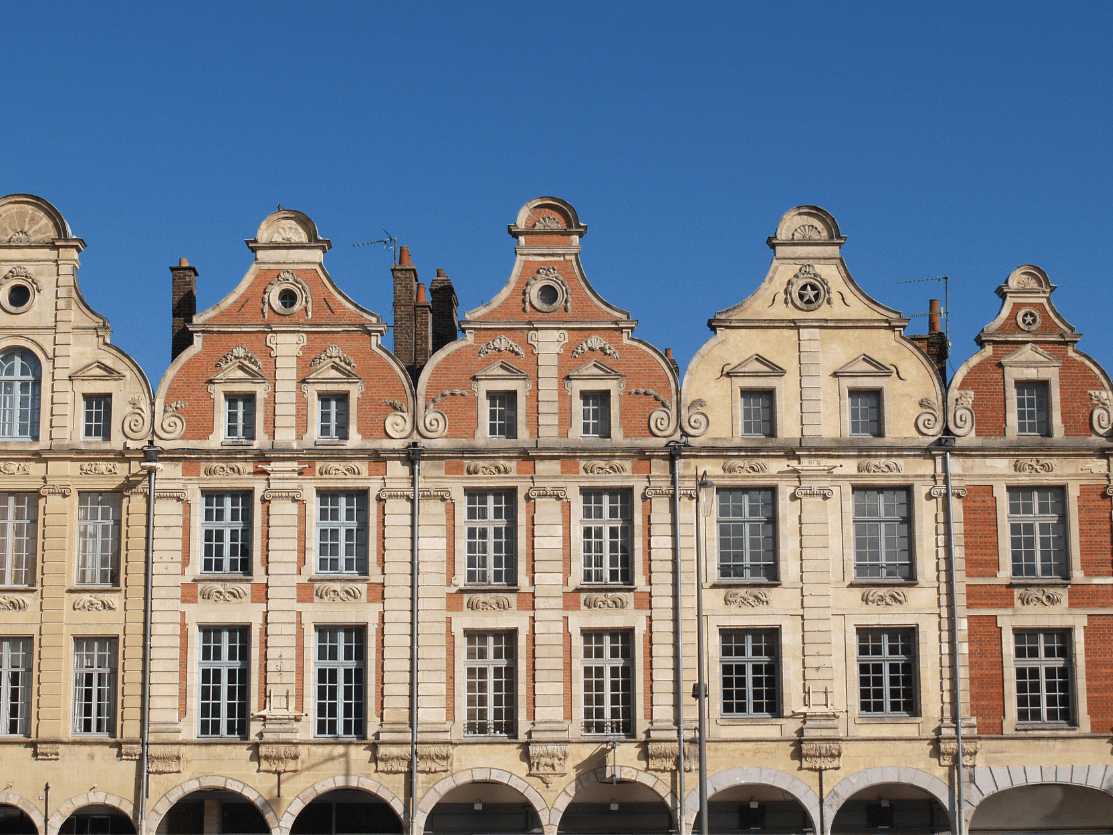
416, 283, 428, 303
928, 298, 941, 333
179, 258, 189, 267
436, 268, 447, 277
665, 348, 673, 359
399, 246, 411, 266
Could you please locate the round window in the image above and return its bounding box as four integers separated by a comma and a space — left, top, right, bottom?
8, 284, 31, 308
537, 284, 559, 307
0, 280, 35, 314
278, 288, 299, 310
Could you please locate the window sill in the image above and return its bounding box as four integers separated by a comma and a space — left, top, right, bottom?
311, 575, 371, 582
0, 585, 36, 592
69, 585, 121, 592
574, 584, 636, 592
221, 439, 255, 447
315, 439, 349, 446
713, 580, 780, 587
1010, 578, 1070, 586
718, 715, 782, 723
856, 714, 920, 722
849, 579, 916, 586
1015, 722, 1076, 732
460, 585, 520, 592
193, 574, 253, 582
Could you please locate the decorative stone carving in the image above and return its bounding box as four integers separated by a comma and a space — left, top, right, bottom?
583, 461, 628, 475
571, 335, 619, 360
259, 743, 301, 773
377, 488, 451, 502
420, 390, 470, 438
73, 595, 118, 612
34, 743, 60, 761
1014, 458, 1055, 474
647, 741, 678, 771
533, 215, 563, 230
466, 595, 512, 611
375, 744, 410, 773
417, 744, 452, 772
216, 345, 262, 371
792, 224, 824, 240
862, 588, 908, 606
528, 742, 569, 786
858, 460, 903, 474
915, 398, 942, 435
1089, 390, 1113, 434
793, 486, 833, 499
1015, 307, 1041, 332
725, 589, 770, 607
123, 395, 151, 440
204, 463, 251, 477
7, 231, 31, 244
147, 746, 182, 773
319, 463, 363, 476
801, 741, 842, 770
1017, 587, 1064, 607
79, 462, 120, 476
315, 584, 363, 603
951, 390, 975, 436
684, 399, 709, 436
262, 271, 312, 319
584, 593, 630, 609
466, 461, 513, 476
199, 584, 249, 603
40, 484, 72, 497
722, 460, 768, 474
938, 739, 977, 766
311, 345, 356, 370
158, 400, 187, 439
2, 265, 39, 287
526, 487, 568, 501
643, 487, 696, 499
0, 462, 30, 475
262, 489, 303, 502
523, 266, 570, 313
478, 334, 525, 359
119, 744, 142, 761
385, 402, 414, 439
929, 486, 968, 499
0, 596, 30, 611
784, 264, 831, 311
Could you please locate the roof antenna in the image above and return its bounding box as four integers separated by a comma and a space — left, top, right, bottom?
354, 229, 398, 265
899, 276, 950, 344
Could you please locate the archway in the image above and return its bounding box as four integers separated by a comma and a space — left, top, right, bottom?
697, 784, 815, 834
555, 770, 673, 835
830, 785, 949, 834
156, 791, 271, 835
289, 791, 402, 835
0, 804, 38, 835
57, 806, 136, 835
970, 784, 1113, 833
424, 783, 542, 834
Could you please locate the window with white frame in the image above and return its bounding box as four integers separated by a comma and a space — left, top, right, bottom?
582, 491, 631, 585
1015, 630, 1072, 724
82, 395, 112, 441
466, 491, 516, 586
582, 631, 632, 736
721, 629, 779, 717
224, 394, 256, 441
848, 390, 882, 437
581, 391, 611, 438
73, 637, 117, 735
76, 493, 121, 586
717, 488, 776, 581
487, 392, 517, 439
198, 627, 249, 738
319, 394, 349, 441
315, 626, 365, 738
1009, 487, 1067, 579
853, 489, 911, 580
1, 637, 30, 736
0, 349, 41, 441
739, 390, 775, 437
857, 628, 916, 716
317, 492, 368, 575
1015, 382, 1050, 437
0, 493, 36, 586
201, 492, 252, 575
465, 631, 516, 737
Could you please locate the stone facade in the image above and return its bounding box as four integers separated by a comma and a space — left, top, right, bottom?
1, 194, 1111, 835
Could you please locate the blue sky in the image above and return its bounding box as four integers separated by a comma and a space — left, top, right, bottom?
3, 2, 1111, 388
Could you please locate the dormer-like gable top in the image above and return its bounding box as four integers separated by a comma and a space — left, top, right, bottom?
976, 265, 1079, 345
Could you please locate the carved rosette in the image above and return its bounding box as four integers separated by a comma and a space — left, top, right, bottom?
466, 461, 513, 476
857, 460, 903, 474
528, 742, 569, 786
800, 740, 842, 770
583, 461, 628, 475
725, 589, 770, 608
1090, 390, 1113, 435
79, 462, 120, 476
200, 584, 250, 603
148, 746, 183, 773
315, 584, 363, 603
722, 460, 768, 474
950, 390, 975, 437
73, 595, 118, 612
862, 588, 908, 606
375, 744, 410, 773
684, 399, 709, 437
1016, 587, 1064, 607
584, 593, 630, 609
259, 743, 301, 774
1014, 458, 1055, 474
938, 739, 977, 767
466, 595, 512, 611
417, 744, 453, 772
204, 463, 251, 477
915, 398, 942, 435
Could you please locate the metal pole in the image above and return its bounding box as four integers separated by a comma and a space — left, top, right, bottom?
944, 450, 965, 835
668, 441, 687, 835
139, 444, 160, 835
694, 473, 711, 835
407, 443, 423, 835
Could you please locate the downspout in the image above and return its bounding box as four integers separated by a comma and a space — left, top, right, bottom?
139, 443, 160, 835
407, 442, 424, 835
943, 449, 965, 835
667, 440, 687, 835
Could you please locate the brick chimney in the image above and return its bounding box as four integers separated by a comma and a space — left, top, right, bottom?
430, 268, 459, 354
413, 282, 432, 377
909, 298, 949, 384
391, 246, 417, 370
170, 258, 198, 361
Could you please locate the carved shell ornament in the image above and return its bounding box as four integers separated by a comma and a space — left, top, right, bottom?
571, 335, 619, 360
533, 215, 563, 230
216, 345, 262, 371
784, 264, 831, 311
311, 345, 356, 370
477, 334, 525, 359
791, 224, 824, 240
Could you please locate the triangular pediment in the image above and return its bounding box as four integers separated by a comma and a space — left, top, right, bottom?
70, 361, 125, 381
473, 360, 530, 382
725, 354, 786, 378
999, 343, 1062, 368
833, 354, 893, 377
566, 359, 624, 381
211, 362, 270, 385
303, 362, 362, 384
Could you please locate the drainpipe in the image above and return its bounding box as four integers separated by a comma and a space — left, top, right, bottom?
694, 472, 712, 835
407, 442, 423, 835
139, 443, 161, 835
943, 448, 965, 835
667, 440, 687, 835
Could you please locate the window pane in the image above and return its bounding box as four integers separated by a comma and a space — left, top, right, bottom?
73, 638, 117, 735
77, 493, 121, 585
721, 629, 779, 716
853, 489, 911, 580
0, 493, 37, 586
1, 637, 31, 736
466, 492, 516, 585
856, 629, 916, 716
849, 390, 881, 437
487, 392, 517, 439
465, 631, 516, 736
717, 489, 776, 580
317, 492, 368, 574
739, 391, 774, 437
581, 392, 611, 438
582, 631, 632, 736
582, 491, 631, 584
1008, 487, 1067, 579
225, 395, 255, 440
1016, 382, 1050, 436
315, 627, 365, 738
202, 492, 252, 574
319, 395, 349, 440
1015, 630, 1072, 724
0, 349, 41, 441
199, 627, 249, 738
83, 395, 112, 440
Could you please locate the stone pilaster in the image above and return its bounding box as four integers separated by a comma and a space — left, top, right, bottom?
530, 329, 567, 438
267, 331, 306, 444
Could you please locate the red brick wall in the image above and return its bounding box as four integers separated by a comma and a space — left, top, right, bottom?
1085, 615, 1113, 733
1078, 486, 1113, 576
964, 486, 999, 578
968, 615, 1004, 734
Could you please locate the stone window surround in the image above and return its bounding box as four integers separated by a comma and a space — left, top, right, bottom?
195, 625, 251, 739
448, 619, 530, 740
708, 614, 796, 736
706, 484, 786, 585
1002, 350, 1064, 440
572, 486, 645, 590
842, 617, 935, 737
471, 363, 531, 441
835, 363, 893, 439
299, 615, 373, 739
726, 356, 786, 439
996, 612, 1090, 734
313, 489, 371, 577
207, 384, 271, 446
179, 613, 263, 741
0, 338, 49, 444
839, 483, 922, 586
991, 482, 1082, 580
70, 371, 123, 446
186, 484, 261, 580
569, 615, 648, 741
565, 362, 625, 441
451, 486, 525, 590
303, 385, 363, 445
70, 634, 120, 737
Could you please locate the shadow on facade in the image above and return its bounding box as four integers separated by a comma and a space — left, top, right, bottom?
158, 791, 269, 835
694, 785, 814, 834
424, 783, 541, 834
830, 785, 948, 835
289, 790, 402, 835
556, 781, 672, 834
0, 806, 37, 835
59, 807, 136, 835
969, 784, 1113, 833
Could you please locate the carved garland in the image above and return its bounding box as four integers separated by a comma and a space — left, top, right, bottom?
79, 462, 120, 476
204, 463, 251, 477
583, 461, 628, 475
216, 345, 262, 371
862, 588, 908, 606
725, 589, 770, 607
465, 461, 513, 476
466, 595, 512, 611
857, 460, 903, 474
199, 584, 249, 603
477, 335, 525, 359
584, 593, 630, 609
73, 595, 118, 612
0, 462, 30, 475
1014, 458, 1055, 474
1016, 587, 1064, 607
319, 463, 363, 476
315, 584, 363, 602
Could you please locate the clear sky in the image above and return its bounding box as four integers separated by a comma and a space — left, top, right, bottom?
3, 2, 1111, 389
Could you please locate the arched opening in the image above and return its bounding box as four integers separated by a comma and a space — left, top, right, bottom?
831, 785, 948, 834
696, 785, 814, 834
0, 805, 37, 835
59, 806, 136, 835
970, 784, 1113, 833
558, 781, 672, 834
424, 783, 542, 834
156, 791, 269, 835
290, 790, 402, 835
0, 348, 41, 441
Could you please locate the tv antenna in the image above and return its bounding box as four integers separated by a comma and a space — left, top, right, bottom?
353, 229, 398, 265
898, 275, 950, 343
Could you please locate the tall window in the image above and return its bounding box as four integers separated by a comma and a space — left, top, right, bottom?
582, 491, 631, 584
225, 395, 255, 441
857, 628, 916, 715
739, 390, 774, 437
849, 390, 882, 437
1009, 487, 1067, 579
315, 627, 365, 738
1015, 630, 1072, 724
581, 392, 611, 438
317, 492, 368, 574
319, 395, 349, 440
73, 638, 117, 735
202, 492, 252, 575
83, 395, 112, 441
717, 489, 776, 581
1016, 382, 1050, 436
721, 629, 779, 717
1, 637, 30, 736
465, 631, 516, 737
0, 349, 40, 440
0, 493, 36, 586
466, 492, 516, 585
853, 489, 911, 580
583, 631, 632, 736
76, 493, 121, 585
199, 627, 249, 738
487, 392, 517, 439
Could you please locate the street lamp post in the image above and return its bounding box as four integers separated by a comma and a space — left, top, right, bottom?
694, 471, 715, 835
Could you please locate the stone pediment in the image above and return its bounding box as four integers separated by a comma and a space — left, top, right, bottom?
302, 361, 361, 384
833, 354, 893, 377
70, 361, 125, 381
473, 360, 531, 382
725, 354, 786, 377
210, 361, 269, 385
566, 359, 624, 381
999, 343, 1062, 368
